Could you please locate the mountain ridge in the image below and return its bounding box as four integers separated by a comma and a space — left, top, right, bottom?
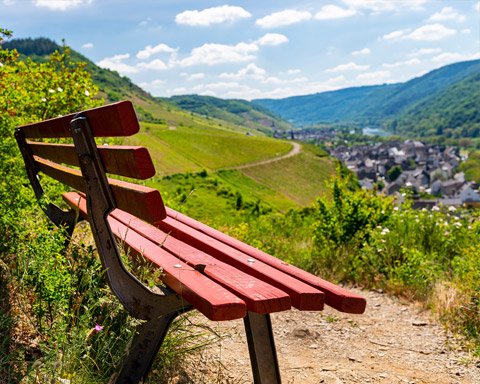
253, 59, 480, 138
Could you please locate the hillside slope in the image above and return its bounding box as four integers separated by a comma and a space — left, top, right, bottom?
4, 37, 335, 213
162, 94, 294, 135
253, 59, 480, 137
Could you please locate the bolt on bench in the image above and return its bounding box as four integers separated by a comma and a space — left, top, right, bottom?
15, 101, 366, 384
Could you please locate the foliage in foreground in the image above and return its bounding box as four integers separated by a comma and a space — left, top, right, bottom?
0, 31, 204, 383
231, 179, 480, 354
310, 181, 480, 353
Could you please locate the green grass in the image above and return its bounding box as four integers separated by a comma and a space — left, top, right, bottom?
217, 170, 297, 212
127, 121, 293, 176
459, 151, 480, 184
240, 147, 335, 206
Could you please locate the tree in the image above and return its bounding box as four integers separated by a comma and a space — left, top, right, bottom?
387, 165, 402, 182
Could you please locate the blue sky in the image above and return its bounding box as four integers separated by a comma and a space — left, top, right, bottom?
2, 0, 479, 100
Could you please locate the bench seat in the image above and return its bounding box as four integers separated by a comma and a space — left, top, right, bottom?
63, 192, 331, 319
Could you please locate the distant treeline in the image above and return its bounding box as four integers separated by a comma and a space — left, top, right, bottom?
2, 37, 59, 56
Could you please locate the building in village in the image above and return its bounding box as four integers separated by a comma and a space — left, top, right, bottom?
330, 140, 480, 208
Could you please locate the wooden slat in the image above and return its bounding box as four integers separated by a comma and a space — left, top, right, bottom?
111, 209, 291, 314
166, 208, 366, 314
63, 192, 247, 321
18, 101, 139, 138
156, 216, 324, 311
35, 157, 166, 223
29, 142, 156, 179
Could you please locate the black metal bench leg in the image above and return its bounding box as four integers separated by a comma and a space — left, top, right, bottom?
109, 311, 180, 384
244, 312, 282, 384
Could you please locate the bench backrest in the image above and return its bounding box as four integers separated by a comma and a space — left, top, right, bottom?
15, 101, 176, 321
15, 101, 166, 225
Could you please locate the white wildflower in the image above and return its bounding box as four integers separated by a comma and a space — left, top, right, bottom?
448, 206, 456, 212
57, 87, 63, 92
85, 90, 90, 96
393, 206, 399, 211
381, 228, 390, 235
48, 89, 55, 93
41, 97, 46, 102
432, 206, 440, 211
453, 222, 462, 228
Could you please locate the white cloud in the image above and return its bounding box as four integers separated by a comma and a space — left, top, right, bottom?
173, 87, 188, 94
352, 48, 371, 56
429, 7, 466, 23
137, 59, 169, 71
179, 42, 258, 67
382, 29, 409, 40
431, 51, 480, 65
219, 63, 308, 87
476, 2, 480, 12
407, 24, 457, 41
314, 4, 356, 20
256, 9, 312, 28
185, 73, 206, 81
96, 54, 139, 74
286, 69, 301, 75
220, 63, 266, 80
256, 33, 289, 46
462, 29, 471, 34
383, 58, 422, 68
383, 24, 457, 41
175, 5, 251, 26
407, 48, 442, 57
198, 83, 264, 100
198, 90, 217, 97
82, 42, 93, 49
326, 62, 370, 73
139, 79, 165, 93
33, 0, 93, 11
138, 18, 151, 27
136, 43, 176, 60
342, 0, 428, 12
3, 0, 15, 5
356, 70, 391, 83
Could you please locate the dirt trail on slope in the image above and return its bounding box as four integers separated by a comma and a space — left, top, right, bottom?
174, 289, 479, 384
228, 142, 302, 170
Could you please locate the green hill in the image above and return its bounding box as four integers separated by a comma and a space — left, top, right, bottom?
390, 70, 480, 138
4, 37, 335, 215
162, 94, 294, 135
253, 59, 480, 138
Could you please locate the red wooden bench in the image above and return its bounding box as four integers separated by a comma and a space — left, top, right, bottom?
15, 101, 366, 384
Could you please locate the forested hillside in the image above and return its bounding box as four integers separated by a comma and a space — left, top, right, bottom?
162, 94, 293, 134
254, 59, 480, 138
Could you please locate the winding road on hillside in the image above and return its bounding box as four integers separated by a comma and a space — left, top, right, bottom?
228, 141, 302, 170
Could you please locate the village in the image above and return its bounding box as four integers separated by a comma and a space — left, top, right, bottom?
329, 140, 480, 208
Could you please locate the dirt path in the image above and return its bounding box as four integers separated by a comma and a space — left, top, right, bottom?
228, 142, 302, 170
175, 289, 479, 383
